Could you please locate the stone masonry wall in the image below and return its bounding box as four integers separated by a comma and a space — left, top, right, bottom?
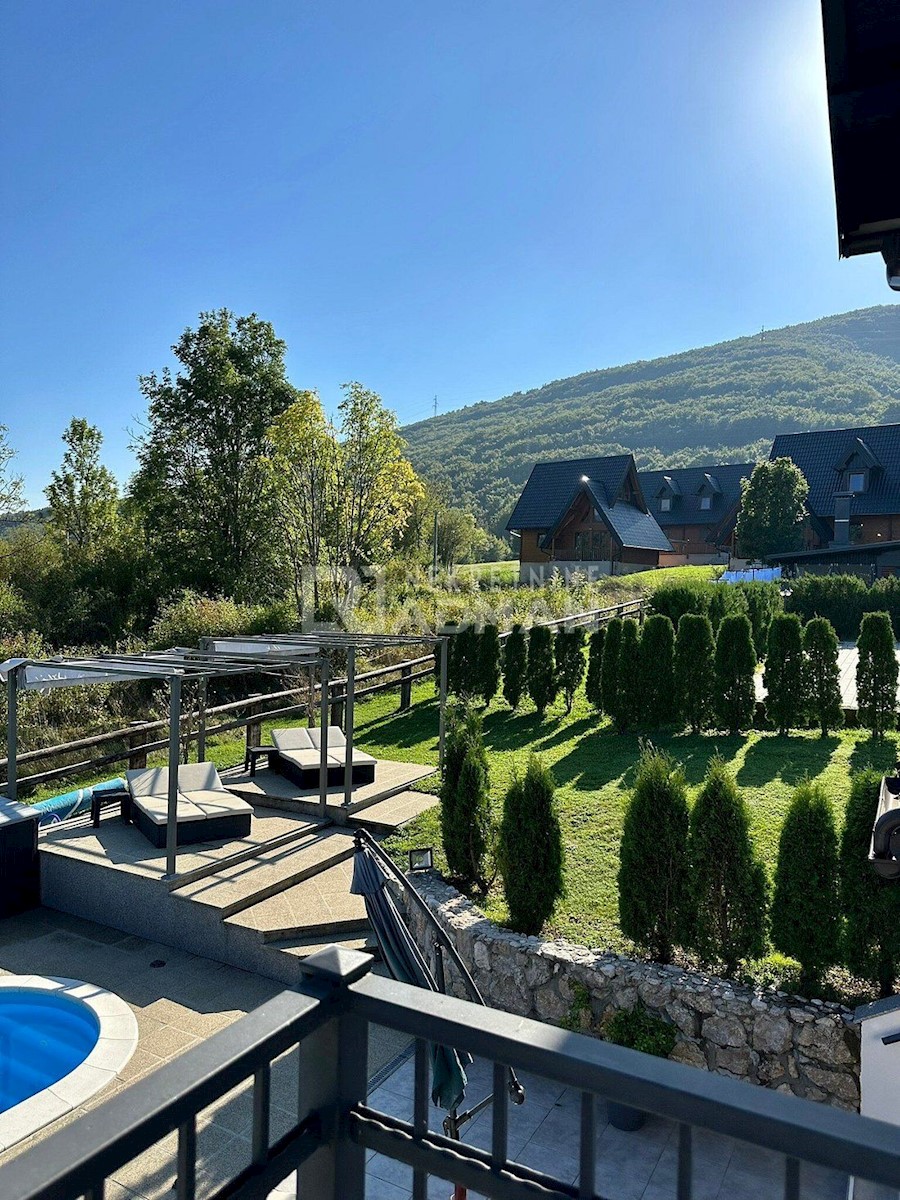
396, 875, 861, 1110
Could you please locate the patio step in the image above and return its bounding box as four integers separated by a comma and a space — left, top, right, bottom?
225, 859, 371, 943
270, 932, 382, 962
345, 771, 437, 816
170, 827, 356, 918
348, 789, 439, 835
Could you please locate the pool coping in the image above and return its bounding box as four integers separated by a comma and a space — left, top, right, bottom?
0, 974, 138, 1151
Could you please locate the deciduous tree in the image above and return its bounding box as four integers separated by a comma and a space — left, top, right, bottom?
736, 458, 809, 560
45, 419, 119, 559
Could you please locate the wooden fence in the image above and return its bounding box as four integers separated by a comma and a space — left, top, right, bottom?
1, 598, 646, 797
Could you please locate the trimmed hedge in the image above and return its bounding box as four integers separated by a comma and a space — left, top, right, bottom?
785, 573, 900, 640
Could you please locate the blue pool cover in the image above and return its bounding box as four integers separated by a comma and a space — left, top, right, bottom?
0, 989, 99, 1112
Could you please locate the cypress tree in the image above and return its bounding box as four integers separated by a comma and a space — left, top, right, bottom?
499, 755, 564, 935
713, 613, 757, 735
478, 623, 502, 707
585, 626, 606, 712
687, 758, 768, 975
771, 782, 841, 992
502, 623, 528, 710
763, 612, 806, 735
600, 617, 623, 724
803, 617, 844, 738
616, 618, 643, 730
857, 611, 898, 738
840, 770, 900, 997
618, 746, 690, 963
440, 705, 491, 887
453, 624, 481, 699
638, 614, 676, 727
555, 625, 586, 713
527, 624, 558, 717
674, 612, 715, 733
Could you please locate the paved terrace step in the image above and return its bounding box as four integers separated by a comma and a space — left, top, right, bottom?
225, 859, 370, 942
269, 932, 382, 961
170, 827, 356, 918
348, 789, 439, 834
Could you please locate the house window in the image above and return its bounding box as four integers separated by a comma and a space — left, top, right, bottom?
700, 496, 712, 510
849, 471, 866, 493
660, 497, 671, 512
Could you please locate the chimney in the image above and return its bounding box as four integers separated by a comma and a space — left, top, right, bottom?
832, 493, 852, 546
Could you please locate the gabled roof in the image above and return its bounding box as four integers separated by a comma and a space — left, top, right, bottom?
637, 463, 753, 528
590, 487, 673, 552
770, 423, 900, 519
506, 455, 634, 531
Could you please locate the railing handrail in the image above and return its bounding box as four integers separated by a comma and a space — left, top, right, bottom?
3, 949, 900, 1200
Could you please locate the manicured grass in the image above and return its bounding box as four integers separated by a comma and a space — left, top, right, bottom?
453, 561, 519, 585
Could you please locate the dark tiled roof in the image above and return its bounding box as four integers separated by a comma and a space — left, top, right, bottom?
770, 424, 900, 519
637, 463, 754, 528
506, 455, 633, 530
587, 484, 673, 552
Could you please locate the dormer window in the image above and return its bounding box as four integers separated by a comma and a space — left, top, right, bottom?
700, 496, 712, 510
660, 497, 671, 512
849, 471, 866, 493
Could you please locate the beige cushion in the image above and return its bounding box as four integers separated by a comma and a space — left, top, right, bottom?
307, 726, 346, 749
272, 728, 314, 752
131, 792, 205, 825
184, 789, 252, 817
126, 762, 250, 826
126, 762, 228, 798
277, 749, 325, 770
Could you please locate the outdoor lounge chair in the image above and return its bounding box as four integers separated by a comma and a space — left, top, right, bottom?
269, 727, 377, 790
125, 763, 252, 848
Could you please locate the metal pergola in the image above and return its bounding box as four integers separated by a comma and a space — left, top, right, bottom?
2, 645, 321, 877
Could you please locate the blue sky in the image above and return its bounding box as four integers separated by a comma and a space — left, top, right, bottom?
1, 0, 894, 505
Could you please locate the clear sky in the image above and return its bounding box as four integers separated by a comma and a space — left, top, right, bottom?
1, 0, 895, 505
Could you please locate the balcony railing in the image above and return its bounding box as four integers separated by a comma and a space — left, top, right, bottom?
2, 946, 900, 1200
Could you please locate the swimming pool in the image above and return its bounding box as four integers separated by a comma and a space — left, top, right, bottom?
0, 976, 138, 1150
0, 988, 100, 1113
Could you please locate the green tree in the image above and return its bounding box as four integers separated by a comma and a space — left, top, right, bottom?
618, 747, 690, 963
600, 617, 623, 723
616, 619, 643, 730
735, 457, 809, 560
840, 770, 900, 997
452, 625, 481, 699
585, 626, 606, 712
45, 419, 119, 559
0, 424, 23, 518
714, 614, 757, 734
856, 611, 898, 738
803, 617, 844, 737
527, 624, 558, 716
478, 624, 502, 707
502, 624, 528, 710
687, 759, 768, 974
440, 705, 491, 888
763, 612, 806, 735
638, 614, 675, 727
770, 782, 841, 991
132, 310, 299, 600
674, 613, 715, 733
499, 755, 564, 935
554, 625, 586, 713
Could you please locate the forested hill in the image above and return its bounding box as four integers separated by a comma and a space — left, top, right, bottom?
401, 305, 900, 536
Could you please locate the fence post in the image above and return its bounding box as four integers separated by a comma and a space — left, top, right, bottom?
399, 663, 413, 711
245, 694, 264, 767
127, 722, 149, 771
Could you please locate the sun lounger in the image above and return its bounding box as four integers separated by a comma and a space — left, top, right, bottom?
125, 763, 252, 848
270, 726, 377, 789
307, 727, 377, 784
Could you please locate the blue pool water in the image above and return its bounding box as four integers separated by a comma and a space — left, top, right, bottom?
0, 989, 99, 1113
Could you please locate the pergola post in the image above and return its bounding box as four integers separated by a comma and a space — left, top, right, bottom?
438, 636, 448, 770
343, 647, 356, 809
197, 676, 207, 762
165, 673, 182, 877
319, 656, 330, 820
6, 666, 18, 801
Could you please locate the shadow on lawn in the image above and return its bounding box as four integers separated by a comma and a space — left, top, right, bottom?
849, 733, 900, 777
737, 734, 840, 788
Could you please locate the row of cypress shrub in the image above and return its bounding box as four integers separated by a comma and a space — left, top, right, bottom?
785, 573, 900, 640
619, 748, 900, 996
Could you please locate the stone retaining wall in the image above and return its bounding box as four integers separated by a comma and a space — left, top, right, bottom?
396, 875, 860, 1110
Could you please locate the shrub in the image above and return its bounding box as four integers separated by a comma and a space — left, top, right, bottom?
857, 611, 898, 738
554, 625, 586, 713
618, 747, 690, 963
603, 1006, 676, 1058
707, 583, 748, 633
600, 617, 623, 722
452, 625, 481, 699
616, 619, 643, 730
784, 574, 868, 640
478, 623, 502, 707
770, 782, 841, 990
647, 583, 709, 628
713, 614, 757, 734
735, 581, 782, 658
148, 590, 248, 649
440, 705, 491, 887
674, 612, 715, 733
585, 626, 605, 712
763, 612, 806, 735
840, 770, 900, 997
499, 755, 564, 935
502, 624, 527, 710
527, 624, 558, 716
803, 617, 844, 737
686, 759, 768, 974
737, 952, 804, 996
638, 614, 675, 727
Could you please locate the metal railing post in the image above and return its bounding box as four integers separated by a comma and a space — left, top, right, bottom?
343, 648, 355, 810
438, 636, 449, 769
6, 665, 17, 800
319, 657, 330, 820
245, 693, 263, 765
165, 674, 182, 878
197, 676, 207, 762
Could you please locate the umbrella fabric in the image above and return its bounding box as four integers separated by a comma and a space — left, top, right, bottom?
351, 845, 469, 1111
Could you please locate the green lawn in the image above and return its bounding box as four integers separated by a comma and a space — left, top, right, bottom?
452, 561, 719, 592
